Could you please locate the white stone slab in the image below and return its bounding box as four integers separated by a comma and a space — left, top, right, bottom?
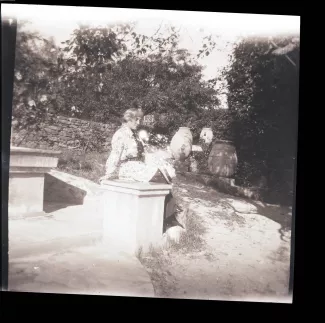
9, 147, 61, 216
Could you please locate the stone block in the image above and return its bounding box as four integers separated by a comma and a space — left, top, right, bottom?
9, 173, 45, 214
9, 147, 61, 217
100, 180, 172, 255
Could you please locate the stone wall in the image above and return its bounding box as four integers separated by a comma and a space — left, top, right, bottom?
11, 113, 119, 152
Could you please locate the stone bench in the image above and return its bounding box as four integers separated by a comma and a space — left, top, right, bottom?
9, 147, 61, 217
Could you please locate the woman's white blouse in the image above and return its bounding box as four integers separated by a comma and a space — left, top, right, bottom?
105, 125, 139, 177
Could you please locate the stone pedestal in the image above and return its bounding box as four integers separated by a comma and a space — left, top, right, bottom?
100, 180, 172, 255
9, 147, 61, 217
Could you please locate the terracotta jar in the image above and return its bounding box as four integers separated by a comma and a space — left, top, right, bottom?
170, 127, 193, 161
207, 139, 238, 177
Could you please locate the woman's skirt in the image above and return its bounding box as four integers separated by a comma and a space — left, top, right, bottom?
118, 160, 174, 184
118, 161, 159, 182
117, 160, 177, 219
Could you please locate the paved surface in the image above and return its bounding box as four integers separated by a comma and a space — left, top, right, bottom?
9, 244, 154, 297
8, 202, 155, 298
9, 202, 103, 259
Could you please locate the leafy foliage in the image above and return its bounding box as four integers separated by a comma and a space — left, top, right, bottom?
13, 21, 226, 140
224, 35, 299, 204
56, 23, 221, 135
57, 149, 107, 183
12, 20, 61, 137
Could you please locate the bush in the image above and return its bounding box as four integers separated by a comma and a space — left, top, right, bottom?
225, 36, 299, 205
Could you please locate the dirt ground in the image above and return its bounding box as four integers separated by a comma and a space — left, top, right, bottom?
140, 175, 293, 303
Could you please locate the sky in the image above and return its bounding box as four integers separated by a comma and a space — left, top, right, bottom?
2, 4, 300, 107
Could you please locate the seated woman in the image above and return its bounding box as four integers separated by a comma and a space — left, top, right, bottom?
99, 108, 174, 184
100, 108, 178, 225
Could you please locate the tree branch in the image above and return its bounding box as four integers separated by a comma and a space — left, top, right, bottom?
152, 20, 164, 38
270, 40, 297, 68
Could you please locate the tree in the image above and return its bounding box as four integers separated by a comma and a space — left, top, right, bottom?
224, 35, 299, 204
12, 20, 61, 137
58, 23, 221, 140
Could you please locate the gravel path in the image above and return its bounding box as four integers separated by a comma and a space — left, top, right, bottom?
141, 179, 292, 303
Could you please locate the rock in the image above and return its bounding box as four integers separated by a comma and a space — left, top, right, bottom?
198, 174, 213, 186
162, 226, 185, 248
48, 126, 59, 130
59, 120, 70, 125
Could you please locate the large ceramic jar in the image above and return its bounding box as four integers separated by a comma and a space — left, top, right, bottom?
200, 127, 214, 145
170, 127, 193, 161
207, 139, 238, 177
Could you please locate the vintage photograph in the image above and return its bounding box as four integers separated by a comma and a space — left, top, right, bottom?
2, 4, 300, 303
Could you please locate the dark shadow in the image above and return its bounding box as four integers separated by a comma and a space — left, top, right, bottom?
174, 171, 292, 242
43, 202, 78, 214
8, 262, 39, 291
163, 192, 183, 233
148, 173, 180, 233
259, 188, 294, 208
43, 173, 87, 213
249, 200, 292, 242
